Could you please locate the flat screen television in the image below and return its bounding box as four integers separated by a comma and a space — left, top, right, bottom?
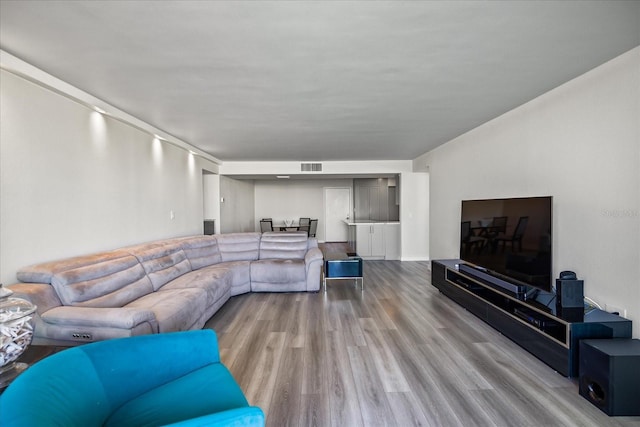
460, 196, 552, 294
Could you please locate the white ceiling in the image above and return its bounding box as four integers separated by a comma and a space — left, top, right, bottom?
1, 1, 638, 162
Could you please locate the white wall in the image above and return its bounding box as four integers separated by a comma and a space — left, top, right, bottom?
254, 179, 353, 240
400, 171, 429, 261
220, 160, 412, 176
0, 69, 219, 284
414, 47, 640, 335
219, 176, 255, 233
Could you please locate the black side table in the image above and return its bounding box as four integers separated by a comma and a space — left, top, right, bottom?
1, 345, 64, 393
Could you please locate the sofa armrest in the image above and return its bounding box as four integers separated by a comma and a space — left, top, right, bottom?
7, 282, 62, 314
304, 247, 324, 292
304, 247, 323, 267
164, 406, 265, 427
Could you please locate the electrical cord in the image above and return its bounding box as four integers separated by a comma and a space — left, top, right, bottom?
583, 296, 602, 310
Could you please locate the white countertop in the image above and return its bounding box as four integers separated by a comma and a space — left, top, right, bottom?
343, 220, 400, 226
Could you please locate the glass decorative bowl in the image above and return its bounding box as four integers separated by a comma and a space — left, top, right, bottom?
0, 284, 37, 388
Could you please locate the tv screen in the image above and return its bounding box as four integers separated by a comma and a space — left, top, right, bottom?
460, 196, 552, 292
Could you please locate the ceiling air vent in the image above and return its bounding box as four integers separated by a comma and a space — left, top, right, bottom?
301, 162, 322, 172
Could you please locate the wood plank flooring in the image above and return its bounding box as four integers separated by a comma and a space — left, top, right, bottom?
204, 252, 640, 426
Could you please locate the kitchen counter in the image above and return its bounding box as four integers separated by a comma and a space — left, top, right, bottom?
343, 220, 400, 260
343, 220, 400, 225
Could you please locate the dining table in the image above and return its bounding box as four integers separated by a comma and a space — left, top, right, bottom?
272, 223, 300, 232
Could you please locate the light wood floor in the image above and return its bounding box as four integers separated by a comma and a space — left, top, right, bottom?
205, 253, 640, 426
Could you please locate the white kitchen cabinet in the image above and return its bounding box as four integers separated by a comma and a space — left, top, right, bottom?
355, 223, 385, 259
384, 223, 401, 260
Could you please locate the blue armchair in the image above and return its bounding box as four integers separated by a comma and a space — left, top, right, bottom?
0, 330, 264, 427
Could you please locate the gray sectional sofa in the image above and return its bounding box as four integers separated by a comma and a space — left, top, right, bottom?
8, 232, 323, 346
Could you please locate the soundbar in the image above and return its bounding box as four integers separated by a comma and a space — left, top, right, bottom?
458, 263, 526, 296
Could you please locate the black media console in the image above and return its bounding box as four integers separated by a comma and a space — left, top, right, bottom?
431, 259, 632, 377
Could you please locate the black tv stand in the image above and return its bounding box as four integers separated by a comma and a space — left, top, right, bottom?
431, 259, 632, 377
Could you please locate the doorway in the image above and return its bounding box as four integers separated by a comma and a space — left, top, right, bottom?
324, 187, 351, 242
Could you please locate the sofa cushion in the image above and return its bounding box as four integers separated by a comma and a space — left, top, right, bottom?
251, 259, 306, 284
173, 236, 223, 270
126, 242, 192, 291
126, 288, 207, 332
50, 255, 153, 307
105, 363, 249, 427
216, 232, 261, 262
206, 261, 251, 296
259, 232, 309, 260
161, 267, 232, 307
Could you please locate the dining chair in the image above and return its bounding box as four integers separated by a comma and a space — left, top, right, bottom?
308, 219, 318, 237
299, 218, 310, 227
260, 219, 273, 233
461, 221, 485, 255
490, 216, 508, 235
495, 216, 528, 252
483, 216, 507, 240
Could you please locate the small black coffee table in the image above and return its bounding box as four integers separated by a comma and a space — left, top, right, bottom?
323, 253, 363, 291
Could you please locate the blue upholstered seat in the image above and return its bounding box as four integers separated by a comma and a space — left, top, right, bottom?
0, 330, 264, 427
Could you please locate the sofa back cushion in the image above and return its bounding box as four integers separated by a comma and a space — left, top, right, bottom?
51, 255, 153, 307
259, 232, 309, 260
216, 233, 261, 262
174, 236, 222, 270
126, 242, 192, 291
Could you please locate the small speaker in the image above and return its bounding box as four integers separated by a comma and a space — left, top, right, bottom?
559, 270, 577, 280
579, 339, 640, 416
555, 278, 583, 308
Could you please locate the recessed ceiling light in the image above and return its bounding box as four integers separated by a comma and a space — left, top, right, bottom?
94, 107, 107, 114
276, 175, 290, 179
